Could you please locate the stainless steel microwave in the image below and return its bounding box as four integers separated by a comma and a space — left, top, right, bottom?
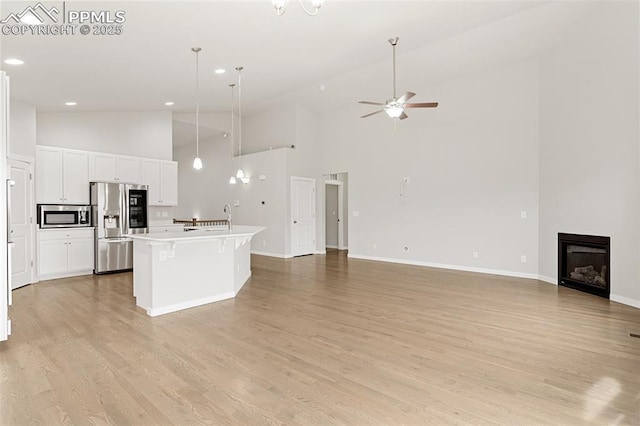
38, 204, 92, 228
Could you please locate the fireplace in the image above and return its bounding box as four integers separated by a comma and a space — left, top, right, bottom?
558, 233, 610, 299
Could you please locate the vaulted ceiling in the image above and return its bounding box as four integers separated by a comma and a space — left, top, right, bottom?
1, 1, 545, 113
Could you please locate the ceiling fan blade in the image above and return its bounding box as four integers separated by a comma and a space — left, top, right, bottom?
399, 111, 409, 120
358, 101, 385, 106
396, 92, 416, 103
361, 110, 384, 118
405, 102, 439, 108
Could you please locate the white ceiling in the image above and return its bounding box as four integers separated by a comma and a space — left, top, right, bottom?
0, 0, 547, 115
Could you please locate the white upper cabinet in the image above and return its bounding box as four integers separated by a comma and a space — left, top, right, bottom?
90, 153, 141, 184
36, 146, 89, 204
35, 146, 64, 203
141, 159, 178, 206
160, 161, 178, 206
117, 156, 141, 183
36, 146, 173, 206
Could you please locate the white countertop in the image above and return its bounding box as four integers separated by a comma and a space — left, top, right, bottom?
131, 225, 265, 242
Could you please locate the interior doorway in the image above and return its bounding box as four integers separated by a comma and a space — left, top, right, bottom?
323, 172, 348, 253
8, 158, 34, 289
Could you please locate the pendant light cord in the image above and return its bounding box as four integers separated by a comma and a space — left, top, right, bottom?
230, 84, 235, 159
236, 67, 243, 159
195, 49, 200, 157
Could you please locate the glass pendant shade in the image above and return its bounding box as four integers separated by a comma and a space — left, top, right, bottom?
236, 168, 245, 179
229, 176, 237, 184
193, 157, 203, 170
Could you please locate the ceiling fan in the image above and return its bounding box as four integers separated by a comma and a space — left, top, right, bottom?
359, 37, 438, 120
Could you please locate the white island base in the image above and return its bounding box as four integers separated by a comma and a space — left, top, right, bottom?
130, 226, 265, 316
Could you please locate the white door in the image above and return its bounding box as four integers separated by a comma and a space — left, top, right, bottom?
160, 161, 178, 205
291, 177, 316, 257
62, 150, 89, 204
117, 157, 141, 184
9, 159, 33, 289
35, 146, 64, 203
141, 160, 161, 204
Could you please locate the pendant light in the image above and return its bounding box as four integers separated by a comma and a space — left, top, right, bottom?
235, 66, 247, 182
192, 47, 203, 170
229, 83, 237, 184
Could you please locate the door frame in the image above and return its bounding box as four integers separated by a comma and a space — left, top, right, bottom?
290, 176, 316, 257
324, 179, 344, 250
8, 155, 36, 287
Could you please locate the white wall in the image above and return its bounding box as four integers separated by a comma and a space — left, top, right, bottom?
538, 1, 640, 304
231, 148, 287, 256
318, 59, 540, 277
173, 136, 233, 220
243, 102, 297, 154
9, 100, 36, 159
36, 111, 173, 160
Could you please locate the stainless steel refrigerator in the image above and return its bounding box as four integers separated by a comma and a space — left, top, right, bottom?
90, 182, 148, 274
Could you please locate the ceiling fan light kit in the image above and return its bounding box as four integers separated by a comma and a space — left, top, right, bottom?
359, 37, 438, 121
273, 0, 324, 16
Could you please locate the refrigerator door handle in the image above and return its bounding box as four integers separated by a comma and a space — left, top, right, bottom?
122, 185, 130, 235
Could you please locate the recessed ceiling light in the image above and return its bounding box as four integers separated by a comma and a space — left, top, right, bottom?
214, 69, 226, 74
65, 102, 77, 106
4, 58, 24, 65
165, 101, 174, 106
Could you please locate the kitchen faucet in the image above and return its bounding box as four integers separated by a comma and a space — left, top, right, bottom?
223, 204, 232, 230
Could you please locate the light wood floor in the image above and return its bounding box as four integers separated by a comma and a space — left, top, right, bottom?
2, 252, 639, 425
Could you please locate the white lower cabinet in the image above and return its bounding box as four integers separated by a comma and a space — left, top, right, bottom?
37, 228, 95, 280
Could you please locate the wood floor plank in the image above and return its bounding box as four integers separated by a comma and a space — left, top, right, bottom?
1, 251, 639, 424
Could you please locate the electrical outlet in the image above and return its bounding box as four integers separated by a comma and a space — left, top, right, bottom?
159, 251, 167, 261
234, 200, 240, 207
155, 212, 161, 217
473, 251, 479, 258
263, 240, 266, 246
162, 212, 168, 217
521, 255, 527, 263
353, 211, 359, 217
521, 211, 527, 219
372, 243, 377, 249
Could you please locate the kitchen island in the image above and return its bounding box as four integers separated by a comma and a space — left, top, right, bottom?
129, 225, 265, 316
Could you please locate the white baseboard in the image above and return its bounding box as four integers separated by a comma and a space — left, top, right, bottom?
325, 245, 338, 249
610, 294, 640, 309
538, 275, 558, 285
338, 246, 348, 250
251, 250, 293, 259
347, 254, 540, 280
146, 291, 235, 317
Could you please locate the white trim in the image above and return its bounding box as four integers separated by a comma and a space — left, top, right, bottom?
7, 153, 35, 163
251, 250, 293, 259
610, 294, 640, 309
38, 270, 93, 281
338, 245, 348, 250
146, 291, 235, 317
315, 250, 326, 255
325, 244, 339, 249
347, 254, 539, 280
538, 275, 558, 285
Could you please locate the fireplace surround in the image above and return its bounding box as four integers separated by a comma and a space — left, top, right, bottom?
558, 233, 610, 299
